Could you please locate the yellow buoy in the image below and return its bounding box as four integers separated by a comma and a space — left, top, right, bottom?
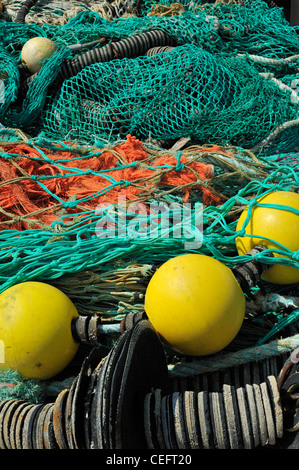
144, 254, 245, 356
0, 282, 79, 379
236, 191, 299, 284
21, 37, 57, 74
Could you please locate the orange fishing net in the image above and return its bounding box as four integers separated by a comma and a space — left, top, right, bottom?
0, 135, 219, 230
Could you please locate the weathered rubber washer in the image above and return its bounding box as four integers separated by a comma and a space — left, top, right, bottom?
236, 386, 254, 449
65, 375, 79, 449
183, 391, 201, 449
172, 391, 187, 449
90, 353, 110, 449
144, 392, 157, 449
53, 389, 69, 449
82, 346, 108, 448
167, 393, 178, 449
161, 395, 171, 450
113, 320, 170, 449
9, 401, 30, 449
154, 389, 166, 449
266, 376, 284, 440
70, 347, 105, 449
22, 403, 45, 449
43, 404, 58, 449
209, 391, 230, 449
2, 400, 26, 449
0, 400, 14, 449
260, 381, 276, 446
252, 381, 269, 447
14, 403, 36, 449
222, 384, 243, 449
104, 328, 135, 449
34, 403, 54, 449
245, 383, 260, 448
84, 359, 104, 449
197, 391, 213, 449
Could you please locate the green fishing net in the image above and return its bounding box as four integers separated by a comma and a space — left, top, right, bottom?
0, 0, 299, 399
39, 44, 298, 149
0, 0, 298, 152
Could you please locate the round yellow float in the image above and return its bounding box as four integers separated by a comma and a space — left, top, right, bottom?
0, 281, 79, 379
236, 191, 299, 285
144, 254, 245, 356
21, 37, 57, 74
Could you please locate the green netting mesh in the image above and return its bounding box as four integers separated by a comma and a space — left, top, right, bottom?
39, 44, 298, 149
0, 0, 298, 152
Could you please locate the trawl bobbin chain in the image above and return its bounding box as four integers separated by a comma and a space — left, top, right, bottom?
0, 320, 288, 449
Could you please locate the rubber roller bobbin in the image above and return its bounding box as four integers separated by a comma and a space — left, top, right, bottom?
232, 244, 274, 296
68, 319, 284, 449
0, 320, 286, 449
120, 311, 148, 333
71, 311, 148, 346
71, 315, 100, 346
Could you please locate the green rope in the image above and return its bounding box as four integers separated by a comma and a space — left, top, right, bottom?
168, 334, 299, 377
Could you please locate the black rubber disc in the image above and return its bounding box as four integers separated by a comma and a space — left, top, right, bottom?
144, 392, 156, 449
14, 403, 35, 449
2, 400, 26, 449
154, 389, 166, 449
43, 404, 58, 449
22, 403, 45, 449
112, 320, 170, 449
183, 391, 200, 449
266, 375, 283, 439
172, 392, 187, 449
197, 391, 213, 449
34, 403, 54, 449
9, 401, 30, 449
260, 381, 276, 446
245, 383, 260, 448
161, 395, 171, 449
222, 384, 243, 449
71, 347, 105, 449
53, 389, 69, 449
167, 393, 178, 449
209, 391, 230, 449
252, 382, 268, 446
236, 386, 254, 449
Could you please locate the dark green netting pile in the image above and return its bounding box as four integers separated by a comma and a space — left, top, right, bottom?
0, 0, 298, 153
39, 44, 298, 148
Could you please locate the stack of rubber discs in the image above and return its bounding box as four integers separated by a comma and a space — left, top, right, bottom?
0, 319, 286, 449
0, 398, 57, 449
0, 320, 170, 449
144, 374, 284, 449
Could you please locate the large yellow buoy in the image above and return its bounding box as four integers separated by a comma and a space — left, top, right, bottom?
236, 191, 299, 285
21, 37, 57, 74
144, 254, 245, 356
0, 282, 79, 379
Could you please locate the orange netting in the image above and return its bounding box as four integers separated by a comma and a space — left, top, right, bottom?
0, 135, 220, 230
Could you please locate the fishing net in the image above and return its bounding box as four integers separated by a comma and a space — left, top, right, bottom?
39, 44, 298, 150
0, 0, 299, 404
1, 0, 135, 24
0, 0, 298, 152
0, 129, 298, 333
